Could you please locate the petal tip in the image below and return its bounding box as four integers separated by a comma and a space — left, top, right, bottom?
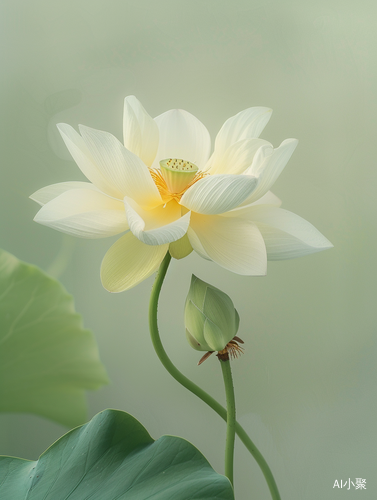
285, 138, 299, 146
56, 122, 71, 133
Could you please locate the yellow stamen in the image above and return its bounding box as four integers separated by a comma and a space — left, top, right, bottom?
149, 166, 207, 204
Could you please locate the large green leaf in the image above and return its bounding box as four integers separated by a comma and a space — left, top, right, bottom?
0, 248, 109, 427
0, 409, 233, 499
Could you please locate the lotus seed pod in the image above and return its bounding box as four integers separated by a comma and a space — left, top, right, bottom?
160, 158, 198, 194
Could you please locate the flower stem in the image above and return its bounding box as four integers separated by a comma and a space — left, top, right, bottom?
148, 252, 281, 500
219, 359, 236, 486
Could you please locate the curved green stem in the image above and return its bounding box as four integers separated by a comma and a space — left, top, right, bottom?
220, 359, 236, 486
149, 253, 281, 500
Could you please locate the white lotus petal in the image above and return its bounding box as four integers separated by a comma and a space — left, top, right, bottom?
243, 138, 298, 204
79, 125, 162, 208
57, 123, 122, 198
30, 182, 99, 206
222, 191, 282, 217
214, 107, 272, 158
101, 232, 168, 292
189, 213, 267, 275
186, 228, 212, 261
249, 190, 282, 207
207, 138, 271, 175
34, 188, 128, 238
181, 174, 258, 215
152, 109, 211, 169
240, 206, 333, 259
124, 198, 191, 245
123, 95, 159, 167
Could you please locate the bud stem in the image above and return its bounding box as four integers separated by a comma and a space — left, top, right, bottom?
148, 252, 281, 500
219, 359, 236, 486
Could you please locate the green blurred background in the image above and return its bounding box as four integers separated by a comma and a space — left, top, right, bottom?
1, 0, 376, 498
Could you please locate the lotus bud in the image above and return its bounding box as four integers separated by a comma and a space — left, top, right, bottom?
184, 275, 240, 354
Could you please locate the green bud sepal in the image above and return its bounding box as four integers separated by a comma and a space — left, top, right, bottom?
184, 275, 243, 363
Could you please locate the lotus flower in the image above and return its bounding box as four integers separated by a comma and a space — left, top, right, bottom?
31, 96, 332, 292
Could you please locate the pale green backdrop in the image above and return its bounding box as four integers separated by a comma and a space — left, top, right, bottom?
1, 0, 376, 499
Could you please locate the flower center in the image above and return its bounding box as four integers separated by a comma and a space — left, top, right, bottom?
160, 158, 198, 193
149, 158, 206, 203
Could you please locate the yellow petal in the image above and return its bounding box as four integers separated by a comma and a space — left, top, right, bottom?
124, 198, 191, 245
100, 232, 168, 292
169, 233, 193, 259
